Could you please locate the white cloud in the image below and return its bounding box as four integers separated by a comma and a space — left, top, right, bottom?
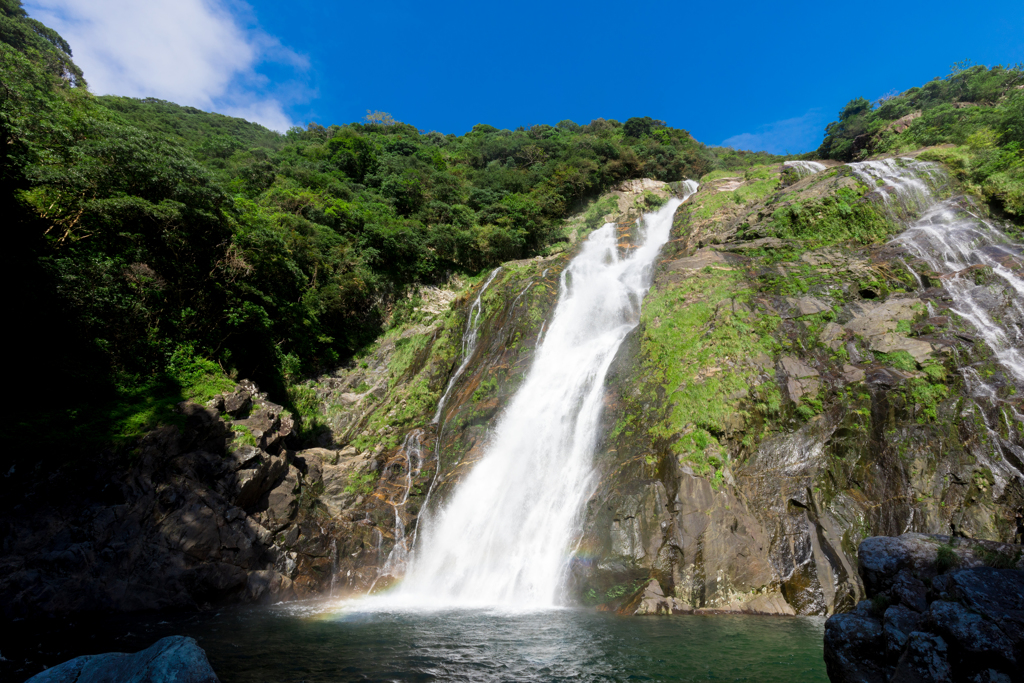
24, 0, 308, 131
720, 109, 827, 154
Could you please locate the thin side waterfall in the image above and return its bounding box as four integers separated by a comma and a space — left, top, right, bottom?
431, 267, 502, 424
387, 182, 698, 609
847, 157, 1024, 489
370, 430, 424, 588
849, 158, 1024, 384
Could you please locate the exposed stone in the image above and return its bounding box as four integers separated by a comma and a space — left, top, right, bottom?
928, 600, 1017, 671
884, 604, 923, 658
779, 356, 821, 402
841, 364, 866, 383
786, 296, 831, 317
634, 579, 692, 615
665, 249, 743, 271
26, 636, 218, 683
245, 569, 297, 604
869, 333, 933, 363
821, 322, 846, 350
844, 298, 923, 338
263, 467, 300, 531
859, 534, 1024, 596
891, 632, 953, 683
823, 612, 888, 683
891, 569, 928, 613
826, 537, 1024, 683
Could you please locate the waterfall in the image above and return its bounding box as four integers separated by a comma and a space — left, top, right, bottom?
431, 267, 502, 424
371, 430, 424, 588
784, 160, 827, 176
847, 156, 1023, 491
388, 182, 698, 608
849, 158, 1024, 384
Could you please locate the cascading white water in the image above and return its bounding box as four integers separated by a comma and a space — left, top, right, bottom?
388, 182, 698, 608
431, 267, 502, 424
784, 160, 827, 176
849, 158, 1024, 384
371, 430, 424, 588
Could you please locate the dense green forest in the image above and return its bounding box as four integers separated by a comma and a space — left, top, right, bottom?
3, 0, 774, 453
819, 60, 1024, 219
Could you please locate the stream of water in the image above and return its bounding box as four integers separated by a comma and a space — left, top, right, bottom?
381, 184, 697, 608
848, 158, 1024, 387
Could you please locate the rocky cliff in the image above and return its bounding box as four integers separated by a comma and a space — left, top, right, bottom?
2, 156, 1021, 619
572, 154, 1023, 616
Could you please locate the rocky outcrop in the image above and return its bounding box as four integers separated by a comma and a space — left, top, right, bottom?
572, 160, 1023, 616
0, 386, 308, 615
824, 534, 1023, 683
26, 636, 218, 683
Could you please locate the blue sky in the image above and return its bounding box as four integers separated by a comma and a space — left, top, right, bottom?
25, 0, 1024, 153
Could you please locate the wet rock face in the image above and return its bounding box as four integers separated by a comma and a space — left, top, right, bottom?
573, 161, 1023, 617
824, 534, 1024, 683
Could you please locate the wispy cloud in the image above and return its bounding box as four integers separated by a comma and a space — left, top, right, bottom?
25, 0, 310, 131
720, 109, 828, 154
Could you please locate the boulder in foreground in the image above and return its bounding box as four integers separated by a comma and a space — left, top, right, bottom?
824, 534, 1023, 683
26, 635, 219, 683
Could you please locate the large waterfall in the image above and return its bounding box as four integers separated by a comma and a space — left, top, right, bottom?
389, 183, 698, 608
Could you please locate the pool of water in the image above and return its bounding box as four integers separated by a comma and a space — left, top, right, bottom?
7, 601, 828, 682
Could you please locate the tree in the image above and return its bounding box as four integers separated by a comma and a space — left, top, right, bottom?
364, 110, 396, 126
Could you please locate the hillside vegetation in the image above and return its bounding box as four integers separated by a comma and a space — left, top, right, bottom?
1, 0, 774, 454
819, 61, 1024, 221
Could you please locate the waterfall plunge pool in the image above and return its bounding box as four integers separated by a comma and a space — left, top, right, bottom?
9, 601, 828, 682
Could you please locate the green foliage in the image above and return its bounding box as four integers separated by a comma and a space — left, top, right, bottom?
767, 185, 897, 245
583, 194, 620, 228
643, 190, 667, 208
0, 0, 84, 85
876, 350, 917, 372
231, 424, 258, 448
921, 362, 948, 382
936, 543, 959, 573
5, 6, 722, 456
344, 470, 378, 495
906, 379, 949, 423
976, 546, 1021, 569
638, 269, 777, 484
918, 143, 1024, 218
818, 64, 1024, 221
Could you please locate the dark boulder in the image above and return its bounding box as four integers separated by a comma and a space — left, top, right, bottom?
891, 632, 953, 683
884, 604, 923, 659
26, 635, 218, 683
823, 612, 889, 683
825, 535, 1024, 683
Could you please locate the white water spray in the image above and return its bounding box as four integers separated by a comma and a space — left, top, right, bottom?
389, 182, 698, 608
783, 160, 827, 177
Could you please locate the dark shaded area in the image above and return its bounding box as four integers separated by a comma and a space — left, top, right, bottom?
825, 534, 1024, 683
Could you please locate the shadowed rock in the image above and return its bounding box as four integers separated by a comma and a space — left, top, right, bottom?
26, 636, 218, 683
